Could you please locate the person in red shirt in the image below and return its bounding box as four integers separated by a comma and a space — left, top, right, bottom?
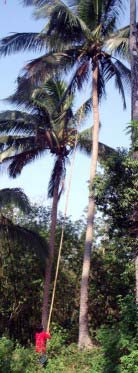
35, 325, 51, 366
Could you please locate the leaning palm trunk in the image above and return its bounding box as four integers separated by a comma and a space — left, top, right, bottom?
42, 160, 61, 330
130, 0, 138, 306
78, 64, 100, 349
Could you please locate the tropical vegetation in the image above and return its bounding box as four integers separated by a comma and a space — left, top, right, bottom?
0, 0, 137, 371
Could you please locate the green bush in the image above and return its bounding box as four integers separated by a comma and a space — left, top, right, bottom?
47, 323, 68, 358
46, 344, 105, 373
0, 333, 137, 373
0, 337, 44, 373
10, 345, 43, 373
0, 337, 14, 373
96, 326, 138, 373
120, 349, 138, 373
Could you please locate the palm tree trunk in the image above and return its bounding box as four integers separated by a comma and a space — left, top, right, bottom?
130, 0, 138, 124
130, 0, 138, 306
78, 63, 100, 349
42, 159, 61, 330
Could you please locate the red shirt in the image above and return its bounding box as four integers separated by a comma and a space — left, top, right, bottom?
35, 331, 51, 353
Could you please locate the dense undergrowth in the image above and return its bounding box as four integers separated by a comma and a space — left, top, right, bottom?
0, 325, 138, 373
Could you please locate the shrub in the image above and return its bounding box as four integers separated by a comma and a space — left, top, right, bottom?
46, 344, 105, 373
47, 323, 68, 358
0, 337, 14, 373
120, 349, 138, 373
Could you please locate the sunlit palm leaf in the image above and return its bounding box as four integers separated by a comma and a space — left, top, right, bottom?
72, 98, 92, 126
105, 25, 129, 59
0, 32, 47, 56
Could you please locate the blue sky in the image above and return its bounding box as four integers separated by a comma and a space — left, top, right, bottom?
0, 1, 131, 220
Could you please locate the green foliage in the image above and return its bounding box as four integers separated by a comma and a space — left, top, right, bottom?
0, 337, 44, 373
46, 344, 105, 373
0, 188, 30, 213
47, 323, 68, 358
120, 350, 138, 373
125, 120, 138, 153
10, 345, 40, 373
0, 220, 45, 343
89, 243, 136, 329
0, 335, 105, 373
0, 337, 13, 373
0, 330, 137, 372
97, 326, 138, 373
94, 151, 138, 238
1, 200, 136, 347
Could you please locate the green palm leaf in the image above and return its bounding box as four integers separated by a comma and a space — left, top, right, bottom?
0, 32, 46, 56
0, 188, 30, 213
78, 127, 116, 159
24, 48, 81, 82
105, 25, 129, 59
48, 156, 66, 198
4, 147, 48, 178
0, 110, 37, 134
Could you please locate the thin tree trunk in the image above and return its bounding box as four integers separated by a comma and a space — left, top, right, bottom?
42, 161, 61, 330
130, 0, 138, 123
130, 0, 138, 306
78, 63, 100, 349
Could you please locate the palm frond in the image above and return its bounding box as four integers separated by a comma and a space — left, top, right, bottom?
0, 147, 48, 178
98, 142, 117, 161
0, 146, 15, 162
0, 215, 48, 262
113, 59, 131, 90
46, 3, 90, 47
23, 48, 80, 83
21, 0, 65, 7
77, 127, 92, 155
0, 135, 35, 154
72, 98, 92, 126
0, 188, 30, 213
0, 136, 11, 151
41, 79, 69, 114
102, 56, 130, 109
112, 61, 129, 110
78, 127, 116, 159
78, 0, 100, 30
0, 110, 37, 135
0, 33, 46, 56
105, 26, 129, 59
5, 77, 36, 109
48, 156, 66, 198
97, 60, 106, 101
102, 0, 125, 31
52, 60, 90, 114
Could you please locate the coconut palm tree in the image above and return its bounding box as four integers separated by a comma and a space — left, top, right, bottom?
130, 0, 138, 125
33, 0, 130, 348
0, 0, 130, 346
0, 76, 114, 329
129, 0, 138, 306
0, 76, 116, 329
